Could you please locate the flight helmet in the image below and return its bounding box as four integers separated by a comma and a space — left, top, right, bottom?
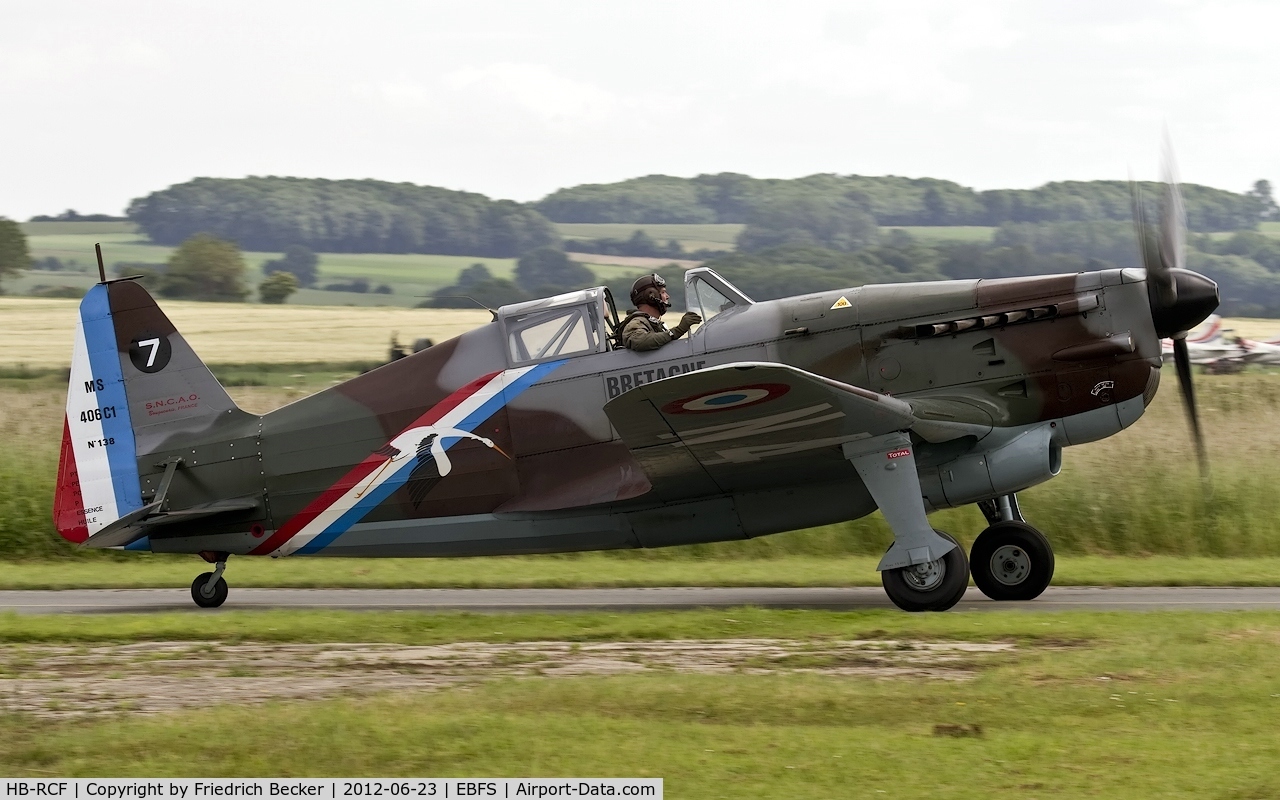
630, 273, 669, 312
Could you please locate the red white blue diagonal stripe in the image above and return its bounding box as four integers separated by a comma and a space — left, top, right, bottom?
255, 361, 563, 557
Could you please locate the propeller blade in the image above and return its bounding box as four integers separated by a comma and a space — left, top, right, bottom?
1172, 337, 1209, 478
1159, 142, 1187, 275
1132, 181, 1176, 307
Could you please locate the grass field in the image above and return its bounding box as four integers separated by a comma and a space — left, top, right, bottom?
882, 225, 997, 242
2, 608, 1279, 797
17, 231, 522, 308
13, 223, 699, 308
17, 226, 642, 308
25, 231, 168, 266
0, 297, 492, 367
555, 222, 743, 251
17, 221, 138, 236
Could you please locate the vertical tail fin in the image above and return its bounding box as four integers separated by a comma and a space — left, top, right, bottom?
54, 280, 248, 542
1188, 315, 1222, 344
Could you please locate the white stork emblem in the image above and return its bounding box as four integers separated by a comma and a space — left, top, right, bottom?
354, 425, 511, 499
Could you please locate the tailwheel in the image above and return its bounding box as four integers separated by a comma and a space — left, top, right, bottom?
881, 531, 969, 612
970, 521, 1054, 601
191, 560, 229, 608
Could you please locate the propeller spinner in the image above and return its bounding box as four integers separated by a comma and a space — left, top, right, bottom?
1132, 149, 1220, 476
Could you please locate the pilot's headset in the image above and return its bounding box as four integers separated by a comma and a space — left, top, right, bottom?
630, 274, 670, 313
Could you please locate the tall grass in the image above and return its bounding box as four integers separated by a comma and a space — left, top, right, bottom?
0, 380, 79, 557
4, 370, 1280, 559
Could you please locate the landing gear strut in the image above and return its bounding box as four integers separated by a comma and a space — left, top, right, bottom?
881, 531, 970, 612
191, 553, 229, 608
843, 434, 971, 613
970, 495, 1055, 601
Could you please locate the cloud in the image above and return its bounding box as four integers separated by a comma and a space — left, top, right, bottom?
0, 0, 1275, 217
763, 0, 1024, 108
360, 61, 694, 138
442, 62, 623, 130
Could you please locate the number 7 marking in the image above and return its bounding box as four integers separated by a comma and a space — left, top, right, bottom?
138, 337, 160, 367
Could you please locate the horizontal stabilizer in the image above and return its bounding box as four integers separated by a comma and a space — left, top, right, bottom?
139, 497, 261, 528
78, 502, 163, 549
82, 496, 260, 549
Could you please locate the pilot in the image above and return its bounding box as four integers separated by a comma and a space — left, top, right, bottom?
620, 274, 702, 351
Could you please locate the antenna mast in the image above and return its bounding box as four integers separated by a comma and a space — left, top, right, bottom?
94, 243, 107, 283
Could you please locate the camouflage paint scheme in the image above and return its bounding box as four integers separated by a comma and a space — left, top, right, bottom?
55, 265, 1167, 562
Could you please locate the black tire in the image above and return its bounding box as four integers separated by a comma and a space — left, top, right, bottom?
970, 521, 1055, 601
881, 531, 970, 612
191, 573, 229, 608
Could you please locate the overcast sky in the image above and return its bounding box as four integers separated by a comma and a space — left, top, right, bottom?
1, 0, 1277, 220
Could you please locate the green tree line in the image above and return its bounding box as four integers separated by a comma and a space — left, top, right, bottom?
535, 173, 1276, 231
122, 174, 1275, 262
123, 173, 1276, 256
128, 177, 561, 257
0, 218, 30, 289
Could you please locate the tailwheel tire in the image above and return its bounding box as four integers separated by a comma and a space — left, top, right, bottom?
970, 520, 1055, 601
881, 531, 970, 612
191, 573, 229, 608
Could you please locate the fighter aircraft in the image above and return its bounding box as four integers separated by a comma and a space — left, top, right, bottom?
53, 168, 1218, 612
1160, 315, 1243, 366
1228, 334, 1280, 367
1159, 314, 1221, 358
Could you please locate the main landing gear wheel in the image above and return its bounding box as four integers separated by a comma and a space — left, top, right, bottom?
881, 531, 969, 612
970, 521, 1055, 601
191, 572, 228, 608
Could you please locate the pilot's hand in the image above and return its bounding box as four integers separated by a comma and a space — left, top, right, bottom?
670, 311, 702, 339
680, 312, 703, 328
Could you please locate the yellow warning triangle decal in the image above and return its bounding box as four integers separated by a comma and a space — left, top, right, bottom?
830, 295, 852, 310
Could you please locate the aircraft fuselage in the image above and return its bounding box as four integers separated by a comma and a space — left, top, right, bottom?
125, 267, 1160, 559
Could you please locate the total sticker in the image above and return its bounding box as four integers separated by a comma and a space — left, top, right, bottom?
886, 448, 912, 459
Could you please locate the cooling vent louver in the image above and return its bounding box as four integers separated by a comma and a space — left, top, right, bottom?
894, 294, 1099, 340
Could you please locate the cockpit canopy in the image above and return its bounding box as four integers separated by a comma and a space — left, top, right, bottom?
496, 269, 753, 367
499, 287, 612, 366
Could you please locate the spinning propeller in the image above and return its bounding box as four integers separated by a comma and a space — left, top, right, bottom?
1131, 146, 1220, 476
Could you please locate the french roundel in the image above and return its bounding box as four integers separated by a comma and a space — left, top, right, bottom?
662, 383, 791, 414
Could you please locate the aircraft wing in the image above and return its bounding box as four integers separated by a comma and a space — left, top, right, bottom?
603, 362, 921, 498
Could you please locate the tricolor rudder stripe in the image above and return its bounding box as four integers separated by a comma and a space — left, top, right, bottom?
254, 360, 565, 557
54, 285, 142, 541
1191, 316, 1222, 343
